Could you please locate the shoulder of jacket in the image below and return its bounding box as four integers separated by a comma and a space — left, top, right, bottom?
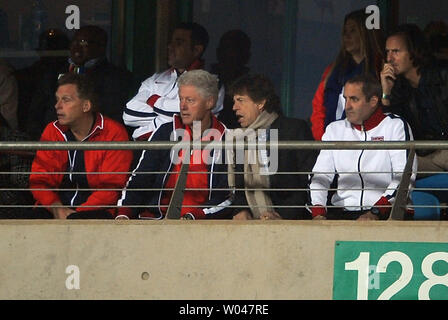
384, 112, 407, 123
149, 121, 174, 141
328, 118, 348, 129
102, 117, 129, 138
275, 116, 310, 132
40, 122, 65, 141
141, 69, 171, 84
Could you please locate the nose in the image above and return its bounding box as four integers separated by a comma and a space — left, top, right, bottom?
232, 102, 238, 111
387, 51, 393, 63
55, 99, 61, 110
180, 99, 187, 110
345, 100, 351, 111
167, 40, 174, 51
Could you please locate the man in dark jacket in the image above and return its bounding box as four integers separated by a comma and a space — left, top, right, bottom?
26, 25, 135, 140
117, 70, 232, 220
381, 24, 448, 175
228, 74, 317, 220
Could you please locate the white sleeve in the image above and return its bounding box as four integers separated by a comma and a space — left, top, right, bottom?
123, 76, 158, 128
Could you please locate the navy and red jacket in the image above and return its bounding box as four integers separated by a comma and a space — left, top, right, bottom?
117, 114, 233, 219
30, 113, 133, 216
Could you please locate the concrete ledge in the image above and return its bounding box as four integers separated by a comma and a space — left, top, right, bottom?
1, 220, 447, 300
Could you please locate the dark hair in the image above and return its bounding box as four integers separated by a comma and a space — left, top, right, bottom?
217, 29, 251, 65
327, 9, 385, 85
229, 74, 283, 115
176, 22, 209, 53
388, 24, 434, 74
57, 73, 99, 111
346, 73, 382, 102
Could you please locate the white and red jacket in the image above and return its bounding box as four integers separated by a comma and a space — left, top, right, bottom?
123, 59, 224, 140
309, 107, 417, 218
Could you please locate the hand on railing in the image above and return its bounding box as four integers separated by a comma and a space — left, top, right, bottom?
50, 202, 76, 219
260, 211, 282, 220
357, 211, 380, 221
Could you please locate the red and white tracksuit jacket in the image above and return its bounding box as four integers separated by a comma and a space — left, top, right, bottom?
309, 107, 417, 218
123, 59, 224, 140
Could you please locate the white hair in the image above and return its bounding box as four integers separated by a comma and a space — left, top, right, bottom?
178, 69, 219, 101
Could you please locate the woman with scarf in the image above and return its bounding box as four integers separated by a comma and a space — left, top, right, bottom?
228, 74, 317, 220
310, 9, 384, 140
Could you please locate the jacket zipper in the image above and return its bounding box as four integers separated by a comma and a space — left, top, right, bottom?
358, 124, 367, 211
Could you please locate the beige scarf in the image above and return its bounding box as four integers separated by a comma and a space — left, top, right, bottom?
228, 111, 279, 218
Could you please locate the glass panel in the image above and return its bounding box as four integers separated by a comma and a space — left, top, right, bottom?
0, 0, 112, 69
293, 0, 374, 120
194, 0, 285, 96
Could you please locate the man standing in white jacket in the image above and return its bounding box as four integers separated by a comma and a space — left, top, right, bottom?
123, 22, 223, 140
310, 74, 417, 220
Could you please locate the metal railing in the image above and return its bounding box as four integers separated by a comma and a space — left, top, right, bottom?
1, 140, 447, 220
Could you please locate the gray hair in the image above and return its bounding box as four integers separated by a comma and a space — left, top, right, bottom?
178, 69, 219, 102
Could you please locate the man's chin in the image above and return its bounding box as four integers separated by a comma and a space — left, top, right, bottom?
181, 117, 192, 126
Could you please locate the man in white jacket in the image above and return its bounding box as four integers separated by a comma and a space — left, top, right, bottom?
123, 22, 223, 140
309, 74, 417, 220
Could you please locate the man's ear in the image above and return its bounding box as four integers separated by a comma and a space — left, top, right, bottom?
206, 96, 215, 111
258, 99, 267, 111
370, 96, 379, 109
83, 100, 92, 113
193, 44, 205, 59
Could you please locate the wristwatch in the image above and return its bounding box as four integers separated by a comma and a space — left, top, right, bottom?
370, 207, 381, 218
382, 93, 391, 100
183, 213, 195, 220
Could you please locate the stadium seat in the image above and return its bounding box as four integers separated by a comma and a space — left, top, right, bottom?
415, 173, 448, 189
411, 191, 441, 220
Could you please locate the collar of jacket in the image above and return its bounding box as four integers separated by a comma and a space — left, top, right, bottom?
172, 114, 225, 141
170, 59, 205, 74
352, 106, 385, 131
68, 57, 107, 73
54, 113, 104, 140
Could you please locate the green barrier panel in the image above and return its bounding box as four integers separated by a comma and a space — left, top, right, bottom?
333, 241, 448, 300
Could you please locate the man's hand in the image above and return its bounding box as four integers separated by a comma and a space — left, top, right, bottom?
380, 63, 396, 104
357, 211, 380, 221
50, 202, 76, 219
260, 211, 282, 220
233, 210, 253, 220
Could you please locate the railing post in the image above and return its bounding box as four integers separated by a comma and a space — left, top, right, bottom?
165, 161, 189, 219
390, 148, 415, 220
